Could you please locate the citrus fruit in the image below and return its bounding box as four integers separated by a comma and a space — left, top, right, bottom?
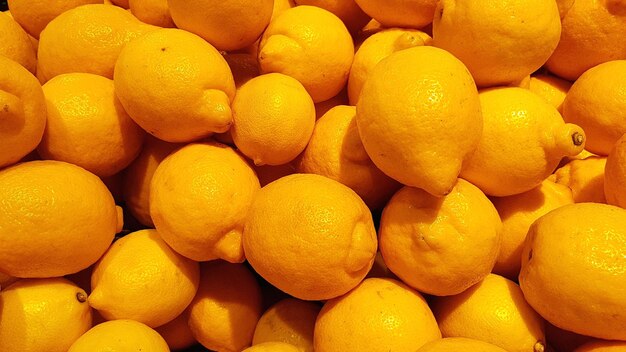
432, 0, 561, 87
348, 28, 431, 105
7, 0, 102, 39
67, 319, 169, 352
552, 156, 607, 203
314, 278, 441, 352
297, 105, 401, 210
188, 261, 263, 352
258, 5, 354, 103
129, 0, 174, 27
546, 0, 626, 81
232, 73, 315, 166
89, 229, 200, 328
243, 173, 377, 300
294, 0, 370, 33
417, 337, 508, 352
356, 46, 482, 196
605, 134, 626, 208
244, 342, 301, 352
432, 274, 546, 352
38, 73, 145, 177
460, 87, 585, 196
37, 4, 155, 82
150, 142, 260, 262
168, 0, 273, 51
353, 0, 438, 29
115, 28, 236, 142
491, 180, 574, 280
252, 298, 321, 352
562, 60, 626, 155
0, 278, 92, 352
520, 203, 626, 340
380, 179, 501, 296
528, 73, 572, 113
0, 55, 46, 169
0, 12, 37, 73
0, 160, 117, 278
122, 135, 181, 227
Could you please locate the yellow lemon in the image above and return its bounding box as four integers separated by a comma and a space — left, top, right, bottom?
460, 87, 585, 196
39, 73, 145, 177
432, 274, 546, 352
0, 12, 37, 73
0, 160, 117, 278
168, 0, 273, 51
356, 46, 482, 196
0, 56, 46, 169
114, 28, 236, 143
232, 73, 315, 166
253, 298, 321, 352
89, 229, 200, 328
491, 180, 574, 280
244, 342, 301, 352
129, 0, 174, 27
417, 338, 509, 352
258, 5, 354, 103
528, 73, 572, 113
243, 173, 377, 300
294, 0, 370, 33
348, 28, 431, 105
122, 135, 182, 227
0, 278, 92, 352
553, 156, 607, 203
67, 319, 169, 352
188, 261, 263, 352
37, 4, 155, 82
150, 142, 260, 262
520, 203, 626, 340
380, 179, 501, 296
562, 60, 626, 155
297, 105, 401, 210
7, 0, 102, 39
605, 134, 626, 208
353, 0, 438, 29
314, 278, 441, 352
432, 0, 561, 87
546, 0, 626, 81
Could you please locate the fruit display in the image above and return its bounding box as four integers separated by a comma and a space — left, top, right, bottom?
1, 1, 626, 351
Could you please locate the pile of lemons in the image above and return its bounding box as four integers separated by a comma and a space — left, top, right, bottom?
1, 0, 625, 351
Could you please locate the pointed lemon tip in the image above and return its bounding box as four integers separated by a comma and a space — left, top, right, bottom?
213, 229, 245, 263
200, 89, 233, 133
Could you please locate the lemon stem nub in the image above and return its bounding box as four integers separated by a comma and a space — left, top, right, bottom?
76, 292, 87, 303
533, 341, 545, 352
572, 132, 584, 146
